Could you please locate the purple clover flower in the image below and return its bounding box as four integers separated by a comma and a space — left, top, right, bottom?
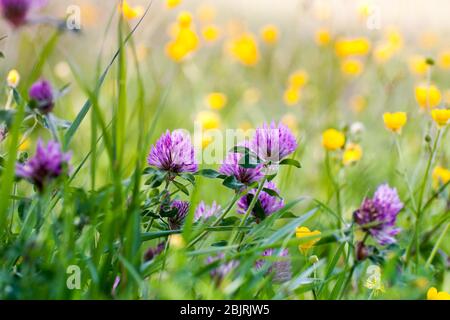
219, 151, 263, 185
16, 139, 71, 191
0, 0, 46, 27
206, 253, 239, 282
250, 121, 297, 163
148, 130, 197, 174
237, 181, 284, 221
354, 183, 403, 245
168, 200, 190, 230
29, 79, 54, 114
194, 201, 221, 222
255, 248, 292, 283
144, 242, 165, 262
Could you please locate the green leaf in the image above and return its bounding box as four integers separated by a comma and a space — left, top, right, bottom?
172, 180, 189, 196
196, 169, 224, 179
262, 187, 281, 198
141, 230, 180, 242
222, 175, 245, 190
279, 158, 301, 168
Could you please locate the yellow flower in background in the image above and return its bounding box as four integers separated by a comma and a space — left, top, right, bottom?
165, 28, 199, 62
281, 113, 299, 132
18, 137, 30, 151
120, 0, 144, 20
54, 61, 71, 80
343, 143, 363, 166
197, 4, 216, 24
357, 1, 371, 20
438, 50, 450, 70
385, 27, 403, 52
206, 92, 227, 110
335, 37, 371, 58
408, 55, 430, 76
432, 166, 450, 188
195, 110, 221, 130
373, 43, 394, 64
383, 112, 407, 133
283, 87, 301, 106
227, 33, 260, 66
350, 95, 367, 113
296, 226, 321, 254
419, 32, 439, 49
431, 109, 450, 127
6, 69, 20, 88
178, 11, 193, 29
201, 134, 214, 149
314, 27, 331, 46
202, 25, 221, 43
238, 120, 253, 131
322, 129, 345, 151
427, 287, 450, 300
341, 58, 363, 78
288, 69, 309, 89
260, 24, 279, 45
445, 90, 450, 105
166, 0, 181, 9
415, 84, 441, 109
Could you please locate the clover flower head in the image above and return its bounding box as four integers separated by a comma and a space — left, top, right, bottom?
0, 0, 46, 27
29, 79, 54, 114
219, 151, 264, 185
237, 181, 284, 220
194, 200, 221, 222
206, 253, 239, 282
168, 200, 190, 230
255, 248, 292, 282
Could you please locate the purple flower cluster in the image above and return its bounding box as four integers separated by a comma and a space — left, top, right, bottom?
29, 79, 54, 114
237, 181, 284, 220
219, 151, 263, 185
148, 130, 197, 174
168, 200, 190, 230
354, 184, 403, 245
16, 139, 71, 191
0, 0, 46, 27
255, 248, 292, 282
206, 253, 239, 282
194, 201, 221, 222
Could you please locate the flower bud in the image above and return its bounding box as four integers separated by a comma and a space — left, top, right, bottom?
356, 241, 369, 261
309, 255, 319, 264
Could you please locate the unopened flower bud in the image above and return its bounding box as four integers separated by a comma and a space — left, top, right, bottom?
309, 255, 319, 264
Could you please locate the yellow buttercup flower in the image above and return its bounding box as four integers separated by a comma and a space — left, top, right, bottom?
432, 166, 450, 188
18, 137, 30, 151
296, 226, 321, 254
340, 58, 363, 78
283, 86, 301, 106
408, 55, 429, 76
342, 143, 363, 166
201, 134, 214, 149
119, 0, 144, 20
322, 129, 345, 151
166, 0, 181, 9
385, 27, 403, 52
427, 287, 450, 300
373, 43, 395, 64
165, 26, 199, 62
335, 37, 371, 58
431, 109, 450, 128
288, 70, 309, 89
438, 50, 450, 70
383, 112, 407, 133
195, 110, 221, 130
415, 84, 442, 109
202, 25, 221, 43
260, 24, 279, 45
6, 69, 20, 88
206, 92, 227, 110
177, 11, 193, 29
227, 33, 260, 66
314, 27, 331, 46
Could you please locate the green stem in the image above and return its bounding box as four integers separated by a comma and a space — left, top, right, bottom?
425, 222, 449, 268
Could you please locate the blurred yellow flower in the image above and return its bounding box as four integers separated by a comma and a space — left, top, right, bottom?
206, 92, 227, 110
227, 33, 260, 66
166, 0, 181, 9
18, 137, 30, 151
427, 287, 450, 300
201, 134, 214, 149
335, 37, 371, 58
165, 24, 199, 62
177, 11, 193, 29
438, 50, 450, 70
288, 69, 309, 89
238, 121, 253, 131
343, 143, 363, 166
7, 69, 20, 88
432, 166, 450, 188
296, 226, 321, 254
383, 112, 407, 133
341, 58, 363, 78
54, 61, 71, 80
431, 109, 450, 128
283, 87, 301, 106
281, 113, 299, 132
197, 4, 216, 24
408, 55, 430, 76
322, 129, 345, 151
202, 25, 221, 43
196, 110, 221, 130
373, 43, 395, 64
350, 95, 367, 113
314, 27, 331, 46
385, 27, 403, 52
415, 84, 442, 109
119, 0, 144, 20
260, 24, 279, 45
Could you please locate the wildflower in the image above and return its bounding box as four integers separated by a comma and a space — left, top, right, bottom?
385, 27, 403, 52
415, 84, 441, 109
6, 69, 20, 88
383, 112, 407, 133
177, 11, 192, 29
408, 55, 429, 76
335, 37, 371, 58
144, 242, 165, 261
427, 287, 450, 300
350, 122, 365, 135
219, 151, 263, 185
354, 184, 403, 245
202, 24, 221, 43
167, 200, 189, 230
169, 234, 185, 248
431, 109, 450, 128
250, 122, 298, 163
147, 129, 197, 174
29, 79, 54, 114
166, 0, 181, 9
283, 86, 301, 106
296, 226, 321, 254
255, 249, 292, 282
365, 265, 385, 295
343, 143, 363, 166
314, 27, 331, 46
438, 50, 450, 70
340, 58, 363, 78
260, 24, 279, 45
119, 0, 144, 20
194, 201, 221, 222
195, 110, 221, 130
288, 70, 309, 90
206, 253, 239, 282
322, 129, 345, 151
165, 13, 199, 62
373, 43, 395, 64
16, 139, 71, 191
0, 0, 45, 27
432, 166, 450, 188
227, 33, 260, 66
18, 136, 30, 151
206, 92, 227, 110
200, 133, 214, 150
